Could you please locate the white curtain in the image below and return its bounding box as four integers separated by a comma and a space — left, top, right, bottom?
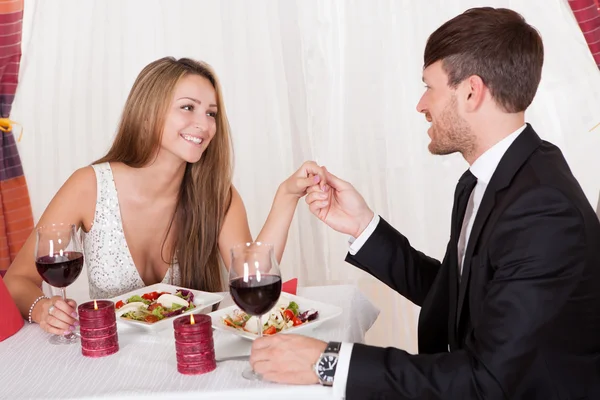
13, 0, 600, 353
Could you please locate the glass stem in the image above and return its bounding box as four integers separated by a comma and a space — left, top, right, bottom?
256, 315, 263, 339
60, 287, 74, 338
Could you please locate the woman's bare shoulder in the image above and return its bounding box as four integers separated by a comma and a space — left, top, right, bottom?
48, 166, 98, 231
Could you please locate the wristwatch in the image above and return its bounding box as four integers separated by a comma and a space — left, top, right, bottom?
314, 341, 341, 386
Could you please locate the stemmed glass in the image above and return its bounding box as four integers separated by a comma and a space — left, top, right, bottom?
35, 223, 84, 345
228, 242, 282, 380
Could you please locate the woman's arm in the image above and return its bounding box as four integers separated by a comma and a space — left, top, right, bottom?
218, 161, 325, 268
217, 186, 253, 269
4, 166, 96, 334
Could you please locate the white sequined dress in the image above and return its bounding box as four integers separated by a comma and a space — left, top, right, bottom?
82, 162, 181, 299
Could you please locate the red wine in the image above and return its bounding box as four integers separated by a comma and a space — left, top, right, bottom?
35, 251, 84, 288
229, 274, 282, 316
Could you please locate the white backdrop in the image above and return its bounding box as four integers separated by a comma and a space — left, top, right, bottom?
12, 0, 600, 352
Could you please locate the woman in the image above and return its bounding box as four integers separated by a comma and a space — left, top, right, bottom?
4, 57, 324, 336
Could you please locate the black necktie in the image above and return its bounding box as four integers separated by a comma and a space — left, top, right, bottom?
449, 170, 478, 346
451, 170, 478, 246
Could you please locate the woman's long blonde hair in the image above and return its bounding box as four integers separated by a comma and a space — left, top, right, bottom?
95, 57, 232, 292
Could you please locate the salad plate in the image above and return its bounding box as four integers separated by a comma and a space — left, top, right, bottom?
208, 292, 342, 341
108, 283, 224, 331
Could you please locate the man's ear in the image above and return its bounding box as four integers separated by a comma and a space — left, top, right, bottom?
463, 75, 486, 112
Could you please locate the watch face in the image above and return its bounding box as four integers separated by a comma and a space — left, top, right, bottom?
317, 354, 338, 384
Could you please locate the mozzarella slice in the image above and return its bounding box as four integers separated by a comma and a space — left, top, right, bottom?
116, 301, 147, 317
156, 294, 189, 309
245, 314, 270, 334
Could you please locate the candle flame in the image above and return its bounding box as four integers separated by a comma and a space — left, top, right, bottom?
190, 314, 195, 325
94, 300, 98, 310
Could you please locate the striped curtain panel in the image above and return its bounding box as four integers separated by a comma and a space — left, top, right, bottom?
0, 0, 33, 277
568, 0, 600, 68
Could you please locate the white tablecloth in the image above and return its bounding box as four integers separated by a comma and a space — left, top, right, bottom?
0, 285, 379, 400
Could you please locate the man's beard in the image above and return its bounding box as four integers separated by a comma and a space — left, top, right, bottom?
428, 96, 476, 157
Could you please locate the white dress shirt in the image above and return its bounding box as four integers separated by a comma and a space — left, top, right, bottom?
332, 124, 527, 398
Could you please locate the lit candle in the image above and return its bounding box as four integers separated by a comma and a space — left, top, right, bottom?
173, 314, 216, 375
77, 300, 119, 358
78, 300, 113, 318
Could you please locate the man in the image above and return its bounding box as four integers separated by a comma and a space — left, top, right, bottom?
249, 7, 600, 400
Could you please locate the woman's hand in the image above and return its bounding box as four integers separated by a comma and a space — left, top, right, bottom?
34, 296, 79, 336
279, 161, 327, 199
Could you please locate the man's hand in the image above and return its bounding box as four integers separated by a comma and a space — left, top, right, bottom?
305, 167, 374, 238
250, 334, 327, 384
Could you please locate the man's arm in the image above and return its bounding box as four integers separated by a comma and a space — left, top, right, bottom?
345, 217, 442, 306
345, 187, 586, 399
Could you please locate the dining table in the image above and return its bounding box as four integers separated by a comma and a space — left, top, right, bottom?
0, 284, 380, 400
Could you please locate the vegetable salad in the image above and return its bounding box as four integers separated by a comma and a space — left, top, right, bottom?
115, 289, 196, 323
223, 298, 318, 335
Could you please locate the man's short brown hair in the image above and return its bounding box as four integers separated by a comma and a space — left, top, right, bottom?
424, 7, 544, 113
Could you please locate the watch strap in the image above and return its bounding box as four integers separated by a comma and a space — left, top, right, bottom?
325, 341, 341, 354
315, 341, 342, 386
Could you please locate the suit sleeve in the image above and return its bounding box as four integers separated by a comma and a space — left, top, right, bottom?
345, 187, 586, 400
345, 217, 442, 306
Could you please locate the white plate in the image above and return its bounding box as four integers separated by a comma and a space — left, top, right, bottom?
208, 293, 343, 340
109, 283, 224, 331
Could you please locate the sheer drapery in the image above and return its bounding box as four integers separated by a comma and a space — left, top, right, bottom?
12, 0, 600, 351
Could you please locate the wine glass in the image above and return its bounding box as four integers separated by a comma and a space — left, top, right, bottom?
229, 242, 282, 380
35, 223, 84, 345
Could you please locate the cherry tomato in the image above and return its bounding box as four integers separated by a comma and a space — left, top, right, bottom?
142, 292, 159, 301
145, 315, 159, 323
292, 317, 303, 326
263, 326, 277, 335
283, 309, 295, 320
115, 300, 124, 309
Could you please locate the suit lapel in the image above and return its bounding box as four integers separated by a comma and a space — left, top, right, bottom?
455, 124, 543, 330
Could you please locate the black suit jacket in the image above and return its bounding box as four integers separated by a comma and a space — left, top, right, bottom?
345, 125, 600, 399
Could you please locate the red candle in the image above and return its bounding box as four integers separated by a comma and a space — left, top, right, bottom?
81, 346, 119, 358
173, 314, 216, 375
79, 324, 117, 338
77, 300, 119, 358
174, 330, 214, 344
176, 350, 215, 364
78, 300, 116, 321
173, 313, 211, 331
81, 333, 119, 350
175, 337, 213, 352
